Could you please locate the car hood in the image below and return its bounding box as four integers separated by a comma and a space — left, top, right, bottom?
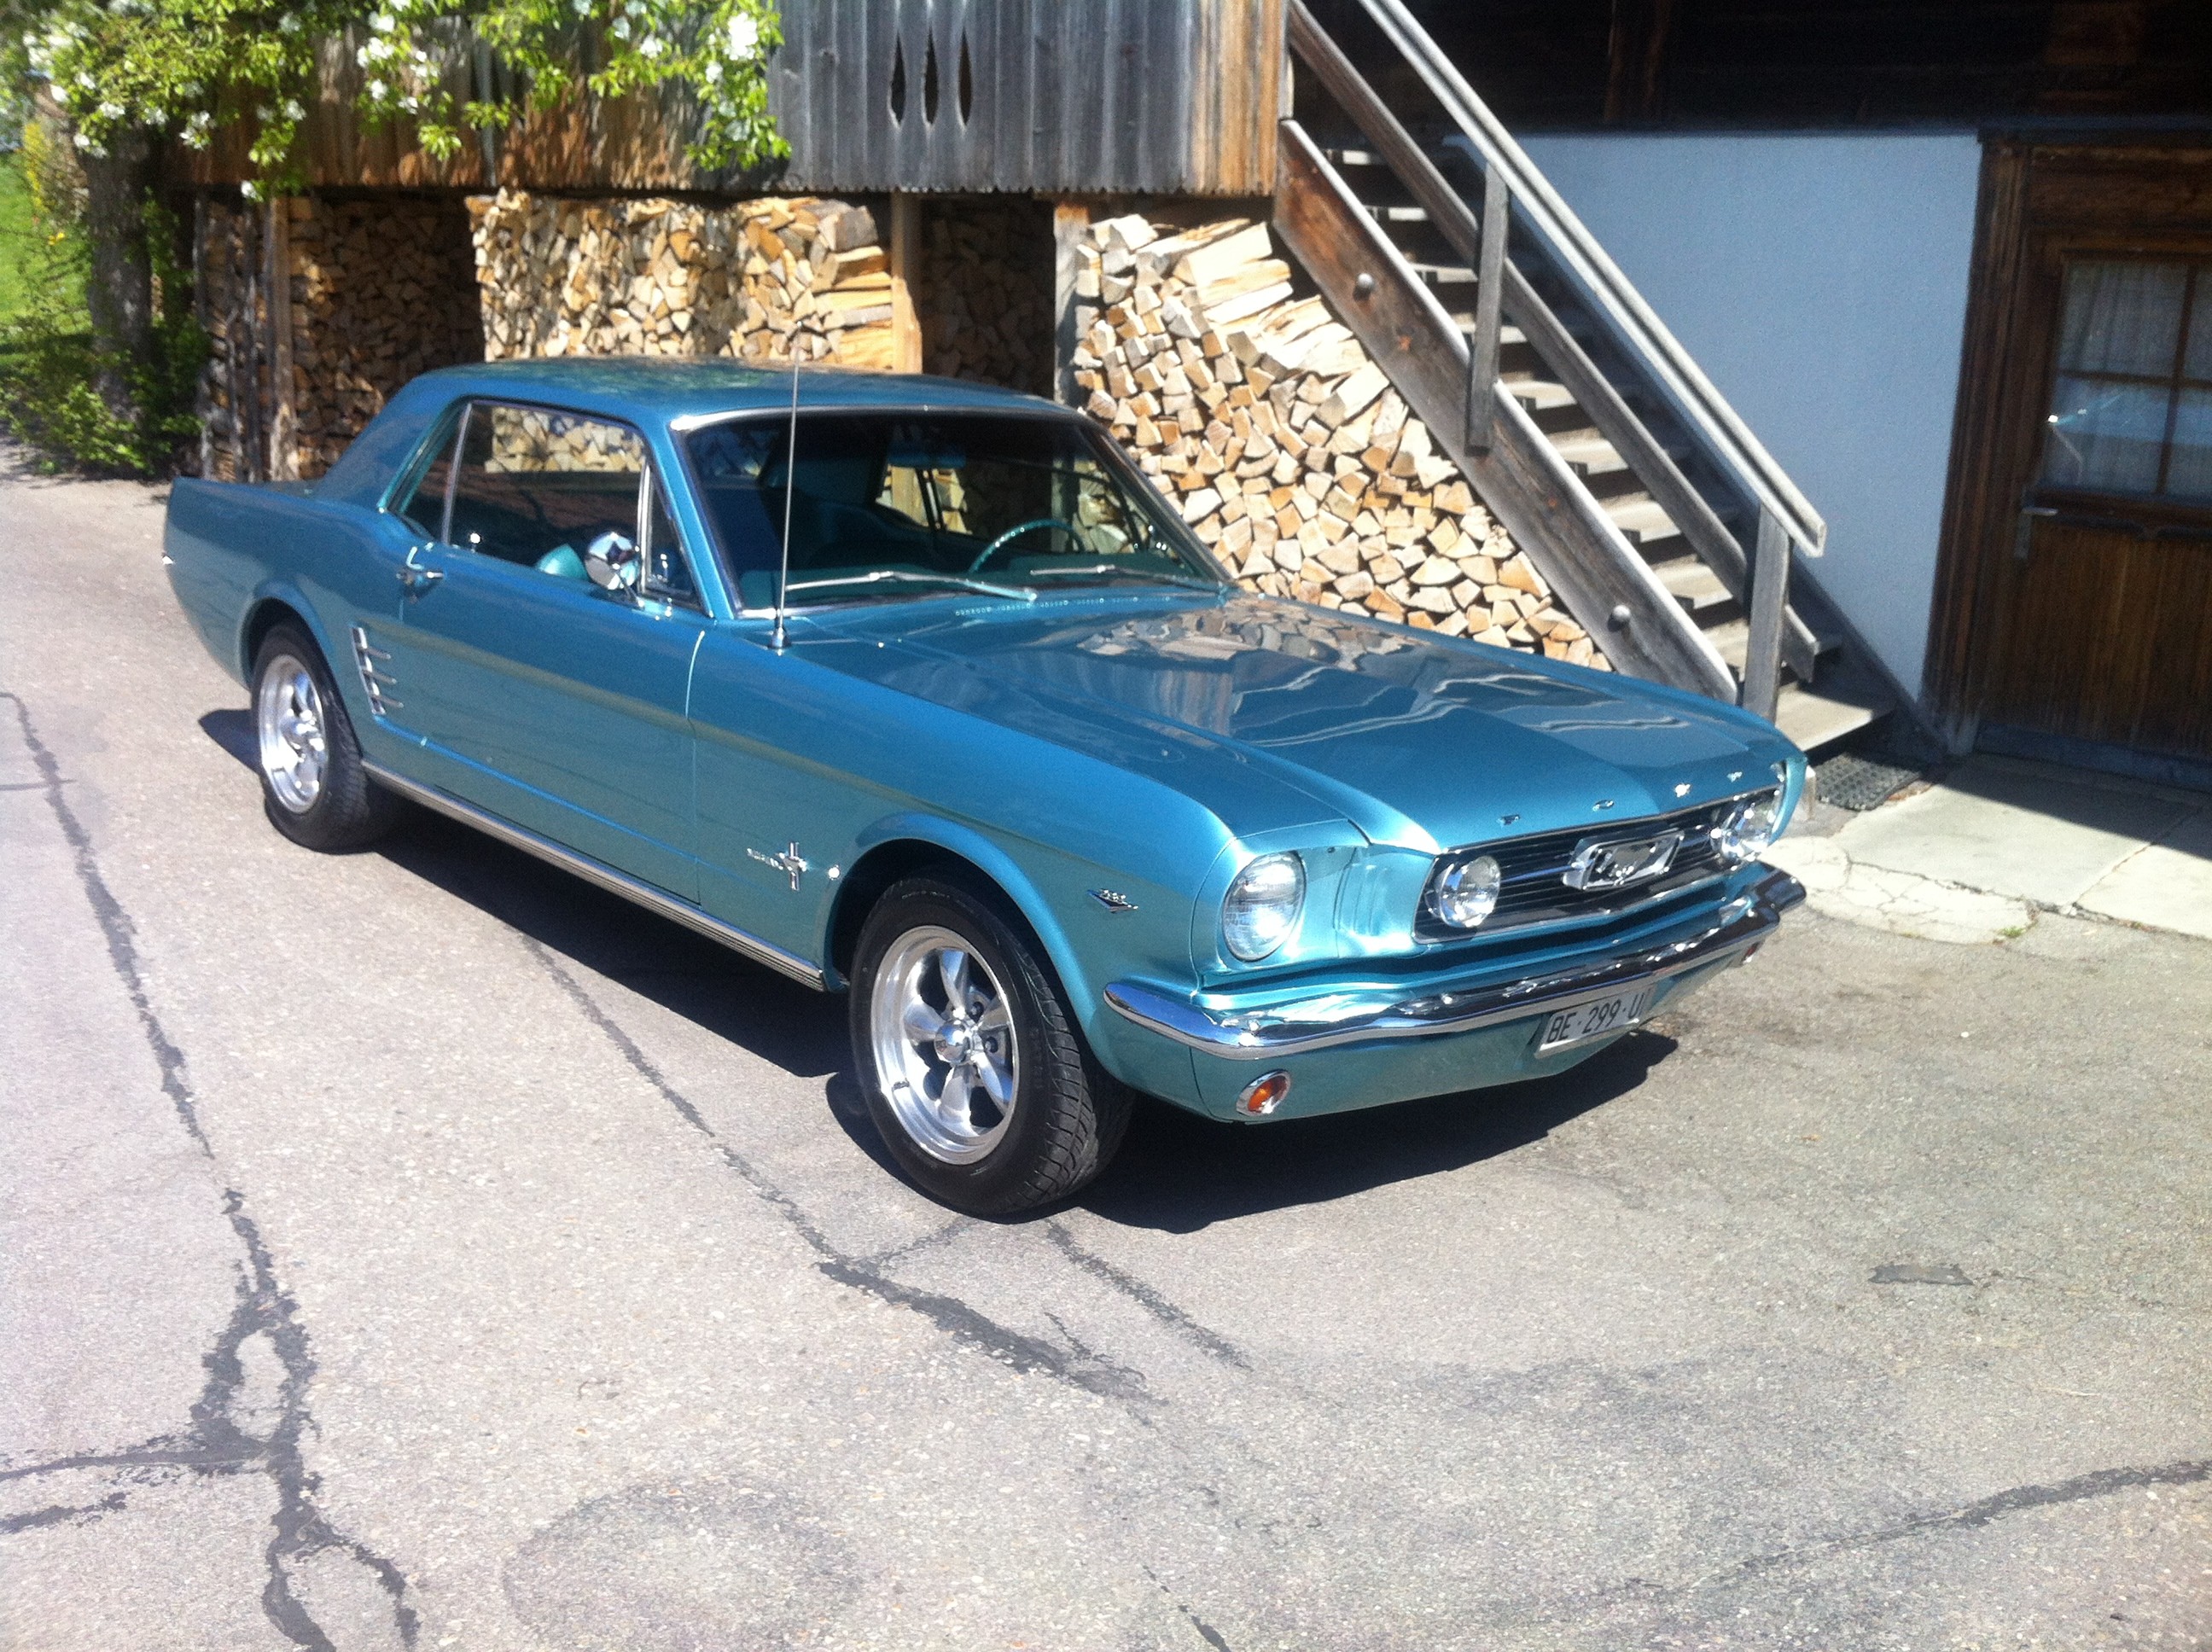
795, 591, 1793, 848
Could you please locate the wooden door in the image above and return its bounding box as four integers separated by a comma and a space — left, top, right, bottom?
1930, 146, 2212, 775
1988, 252, 2212, 760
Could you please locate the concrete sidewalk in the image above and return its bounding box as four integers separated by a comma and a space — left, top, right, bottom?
1769, 753, 2212, 945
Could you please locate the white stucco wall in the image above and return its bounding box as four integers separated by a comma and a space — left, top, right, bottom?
1519, 132, 1983, 697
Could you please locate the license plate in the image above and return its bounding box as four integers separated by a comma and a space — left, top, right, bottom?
1535, 986, 1652, 1052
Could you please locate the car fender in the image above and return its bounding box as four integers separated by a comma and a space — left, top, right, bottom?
240, 574, 346, 681
841, 811, 1099, 1003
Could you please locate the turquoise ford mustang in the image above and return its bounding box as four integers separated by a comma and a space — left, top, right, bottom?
166, 360, 1806, 1213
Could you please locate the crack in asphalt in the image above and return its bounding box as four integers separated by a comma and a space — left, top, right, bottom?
1, 689, 419, 1652
524, 937, 1155, 1404
1142, 1564, 1237, 1650
0, 1492, 127, 1534
1694, 1456, 2212, 1591
1478, 1455, 2212, 1633
1046, 1222, 1251, 1370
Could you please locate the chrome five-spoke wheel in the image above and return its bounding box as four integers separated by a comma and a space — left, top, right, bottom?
869, 925, 1020, 1163
851, 875, 1132, 1213
256, 653, 328, 813
247, 623, 399, 852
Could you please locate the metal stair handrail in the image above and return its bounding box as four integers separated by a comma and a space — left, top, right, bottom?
1351, 0, 1827, 558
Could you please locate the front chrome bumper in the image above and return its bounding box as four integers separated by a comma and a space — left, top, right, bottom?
1104, 868, 1806, 1060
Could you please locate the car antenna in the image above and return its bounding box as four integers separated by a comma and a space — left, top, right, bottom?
772, 351, 800, 652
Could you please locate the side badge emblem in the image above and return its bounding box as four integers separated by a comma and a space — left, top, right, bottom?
1090, 889, 1138, 913
748, 842, 811, 893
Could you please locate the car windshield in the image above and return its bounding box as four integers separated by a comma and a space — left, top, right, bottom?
682, 411, 1225, 609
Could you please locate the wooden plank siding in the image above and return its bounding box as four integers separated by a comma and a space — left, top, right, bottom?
178, 0, 1284, 196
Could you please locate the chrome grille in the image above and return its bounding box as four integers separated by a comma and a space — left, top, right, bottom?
1416, 792, 1773, 941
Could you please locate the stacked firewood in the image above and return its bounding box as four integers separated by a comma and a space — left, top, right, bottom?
919, 200, 1053, 395
286, 197, 484, 477
1070, 213, 1606, 666
468, 189, 897, 369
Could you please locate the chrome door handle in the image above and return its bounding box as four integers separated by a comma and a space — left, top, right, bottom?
399, 545, 445, 594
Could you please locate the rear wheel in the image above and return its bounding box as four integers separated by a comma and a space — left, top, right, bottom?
849, 875, 1131, 1215
251, 623, 400, 852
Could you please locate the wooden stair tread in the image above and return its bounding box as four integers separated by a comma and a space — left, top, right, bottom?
1548, 433, 1629, 475
1604, 497, 1679, 542
1505, 376, 1578, 410
1773, 679, 1888, 753
1451, 318, 1528, 346
1655, 559, 1735, 611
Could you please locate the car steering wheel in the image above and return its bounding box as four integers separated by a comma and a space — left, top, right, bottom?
967, 517, 1078, 574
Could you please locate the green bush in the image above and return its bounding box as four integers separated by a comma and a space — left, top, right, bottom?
0, 123, 207, 476
0, 313, 206, 474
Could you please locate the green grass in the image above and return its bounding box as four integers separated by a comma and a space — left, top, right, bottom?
0, 149, 44, 322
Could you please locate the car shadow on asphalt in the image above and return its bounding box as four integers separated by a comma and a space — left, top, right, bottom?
199, 708, 256, 769
1079, 1033, 1674, 1232
373, 808, 848, 1084
375, 806, 1673, 1225
214, 717, 1677, 1224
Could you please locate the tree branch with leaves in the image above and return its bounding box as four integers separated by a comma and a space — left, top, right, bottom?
0, 0, 783, 467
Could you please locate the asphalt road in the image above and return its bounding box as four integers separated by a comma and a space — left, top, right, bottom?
3, 457, 2209, 1652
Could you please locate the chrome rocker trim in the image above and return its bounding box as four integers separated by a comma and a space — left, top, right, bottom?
1106, 868, 1806, 1059
363, 762, 826, 989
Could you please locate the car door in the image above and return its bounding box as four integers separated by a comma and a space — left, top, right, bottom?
378, 399, 707, 900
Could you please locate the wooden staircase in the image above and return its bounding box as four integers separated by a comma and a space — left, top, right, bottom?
1278, 0, 1895, 753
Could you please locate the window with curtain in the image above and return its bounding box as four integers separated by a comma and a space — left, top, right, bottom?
2041, 259, 2212, 504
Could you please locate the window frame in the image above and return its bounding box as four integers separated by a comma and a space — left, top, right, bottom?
2037, 253, 2212, 513
387, 396, 704, 611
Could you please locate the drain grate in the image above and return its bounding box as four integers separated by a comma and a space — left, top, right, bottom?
1816, 751, 1924, 811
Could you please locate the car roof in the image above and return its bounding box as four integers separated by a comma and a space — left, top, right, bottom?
405, 358, 1072, 427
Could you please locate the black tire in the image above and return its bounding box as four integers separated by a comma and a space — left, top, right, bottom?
249, 623, 401, 852
849, 875, 1133, 1216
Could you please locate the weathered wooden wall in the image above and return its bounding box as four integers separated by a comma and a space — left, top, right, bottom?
178, 0, 1285, 196
771, 0, 1284, 194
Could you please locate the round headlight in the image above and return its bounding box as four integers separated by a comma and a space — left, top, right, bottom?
1716, 789, 1785, 864
1222, 852, 1305, 962
1429, 853, 1502, 928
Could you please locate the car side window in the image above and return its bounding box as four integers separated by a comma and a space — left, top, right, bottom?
446, 403, 646, 581
392, 412, 462, 540
642, 467, 698, 605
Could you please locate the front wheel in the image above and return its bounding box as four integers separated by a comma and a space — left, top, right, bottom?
849, 875, 1132, 1215
251, 623, 401, 852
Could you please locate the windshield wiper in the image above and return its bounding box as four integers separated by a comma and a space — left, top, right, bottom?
782, 570, 1039, 603
1026, 563, 1223, 591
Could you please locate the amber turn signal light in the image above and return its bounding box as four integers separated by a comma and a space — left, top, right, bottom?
1236, 1071, 1293, 1116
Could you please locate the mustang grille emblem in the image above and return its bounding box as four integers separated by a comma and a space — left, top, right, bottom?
1563, 829, 1685, 893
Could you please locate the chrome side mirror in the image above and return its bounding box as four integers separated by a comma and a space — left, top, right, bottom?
584, 532, 641, 593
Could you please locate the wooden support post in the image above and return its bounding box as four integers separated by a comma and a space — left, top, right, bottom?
193, 193, 211, 480
242, 208, 264, 485
888, 193, 923, 374
1464, 163, 1507, 455
1741, 507, 1789, 721
265, 201, 297, 481
1051, 201, 1091, 405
